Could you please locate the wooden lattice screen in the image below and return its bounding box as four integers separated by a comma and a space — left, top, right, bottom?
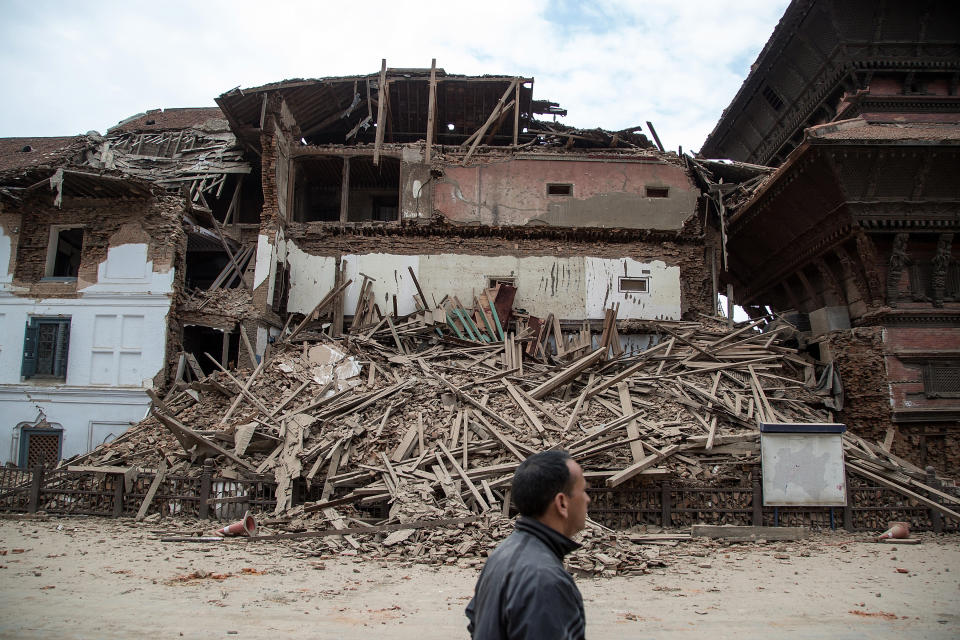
25, 433, 61, 468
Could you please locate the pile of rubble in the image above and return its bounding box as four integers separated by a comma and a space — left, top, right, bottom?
63, 282, 959, 575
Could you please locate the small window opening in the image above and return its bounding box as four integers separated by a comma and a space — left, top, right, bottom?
645, 186, 669, 198
547, 183, 572, 196
47, 227, 83, 278
619, 277, 649, 293
145, 119, 156, 125
20, 145, 33, 153
488, 276, 516, 289
447, 123, 455, 131
762, 85, 784, 111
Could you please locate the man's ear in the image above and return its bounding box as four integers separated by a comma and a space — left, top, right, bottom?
554, 491, 569, 519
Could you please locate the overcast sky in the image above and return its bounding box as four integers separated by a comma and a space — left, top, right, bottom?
0, 0, 789, 153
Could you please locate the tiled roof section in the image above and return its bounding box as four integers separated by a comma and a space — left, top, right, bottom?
0, 136, 88, 172
807, 118, 960, 142
108, 107, 226, 134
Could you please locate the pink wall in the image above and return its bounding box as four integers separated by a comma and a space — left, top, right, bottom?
434, 157, 697, 230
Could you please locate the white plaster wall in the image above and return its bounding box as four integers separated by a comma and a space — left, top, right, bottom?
85, 242, 174, 294
585, 257, 681, 320
342, 254, 420, 316
0, 294, 171, 387
1, 387, 150, 464
253, 234, 273, 291
0, 225, 12, 284
284, 240, 336, 315
418, 254, 586, 319
282, 251, 682, 322
0, 242, 174, 466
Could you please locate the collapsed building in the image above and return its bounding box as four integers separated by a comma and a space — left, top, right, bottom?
1, 64, 717, 466
699, 0, 960, 474
0, 108, 254, 465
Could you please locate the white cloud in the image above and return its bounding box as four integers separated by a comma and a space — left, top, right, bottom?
0, 0, 789, 151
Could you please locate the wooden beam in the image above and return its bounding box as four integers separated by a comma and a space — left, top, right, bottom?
463, 78, 518, 164
606, 444, 681, 488
339, 156, 350, 223
512, 79, 521, 146
373, 59, 388, 166
617, 382, 644, 464
426, 59, 437, 163
529, 348, 605, 400
847, 462, 960, 521
135, 459, 167, 521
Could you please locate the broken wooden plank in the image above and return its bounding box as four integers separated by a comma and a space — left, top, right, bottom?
438, 441, 489, 511
529, 348, 605, 400
151, 409, 257, 472
847, 462, 960, 521
135, 459, 168, 521
606, 444, 681, 488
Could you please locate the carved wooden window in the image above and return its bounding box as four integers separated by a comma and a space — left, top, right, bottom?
22, 317, 71, 380
922, 361, 960, 398
947, 262, 960, 300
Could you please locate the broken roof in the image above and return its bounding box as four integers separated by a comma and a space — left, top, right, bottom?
216, 66, 542, 151
0, 136, 90, 173
108, 107, 228, 135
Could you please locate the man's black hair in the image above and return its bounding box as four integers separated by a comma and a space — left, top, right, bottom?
511, 450, 574, 517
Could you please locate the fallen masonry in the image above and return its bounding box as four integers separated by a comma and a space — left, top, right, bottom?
36, 285, 960, 576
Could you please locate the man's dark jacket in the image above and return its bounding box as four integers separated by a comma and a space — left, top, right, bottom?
465, 516, 585, 639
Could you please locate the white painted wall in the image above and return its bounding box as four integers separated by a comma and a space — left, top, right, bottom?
343, 253, 420, 315
3, 387, 150, 464
284, 240, 335, 315
281, 245, 681, 322
585, 257, 681, 321
0, 241, 174, 465
0, 224, 12, 285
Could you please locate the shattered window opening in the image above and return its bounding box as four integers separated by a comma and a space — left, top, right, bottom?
46, 226, 83, 279
487, 276, 516, 289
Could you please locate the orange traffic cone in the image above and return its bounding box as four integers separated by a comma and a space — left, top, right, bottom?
877, 521, 909, 541
216, 511, 257, 537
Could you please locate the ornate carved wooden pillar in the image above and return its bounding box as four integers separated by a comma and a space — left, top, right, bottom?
834, 244, 872, 310
854, 230, 884, 304
886, 232, 911, 308
931, 233, 953, 308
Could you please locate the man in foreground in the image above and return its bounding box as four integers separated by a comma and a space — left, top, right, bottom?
465, 450, 590, 639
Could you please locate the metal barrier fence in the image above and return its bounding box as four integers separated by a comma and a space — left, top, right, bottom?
1, 462, 956, 531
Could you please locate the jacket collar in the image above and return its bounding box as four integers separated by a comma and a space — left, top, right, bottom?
515, 516, 581, 560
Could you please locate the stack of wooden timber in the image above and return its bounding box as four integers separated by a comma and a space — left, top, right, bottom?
60, 287, 958, 574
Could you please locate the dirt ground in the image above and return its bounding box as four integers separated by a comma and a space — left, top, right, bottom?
0, 515, 958, 639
